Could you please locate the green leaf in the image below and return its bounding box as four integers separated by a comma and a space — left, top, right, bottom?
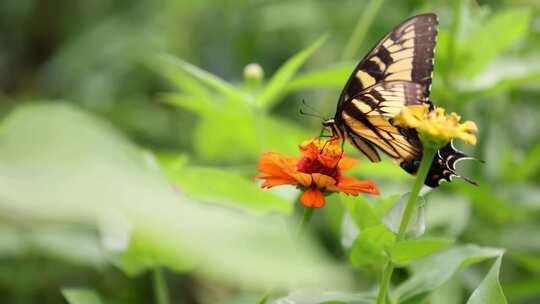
394, 245, 504, 301
160, 93, 214, 115
155, 59, 213, 101
0, 226, 108, 268
160, 54, 247, 104
458, 8, 532, 78
62, 288, 104, 304
388, 238, 454, 266
349, 224, 396, 268
466, 256, 507, 304
286, 63, 352, 92
165, 166, 292, 214
0, 103, 353, 290
256, 35, 327, 108
345, 195, 398, 230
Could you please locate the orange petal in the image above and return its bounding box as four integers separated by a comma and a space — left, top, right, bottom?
257, 152, 300, 188
257, 152, 283, 175
292, 172, 312, 187
259, 176, 298, 188
336, 176, 380, 195
300, 188, 325, 208
311, 173, 336, 189
338, 156, 357, 171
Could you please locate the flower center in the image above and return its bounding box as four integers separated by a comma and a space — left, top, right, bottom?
297, 157, 340, 179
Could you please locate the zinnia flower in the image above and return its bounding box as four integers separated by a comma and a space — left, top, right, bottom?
393, 104, 478, 146
256, 138, 379, 208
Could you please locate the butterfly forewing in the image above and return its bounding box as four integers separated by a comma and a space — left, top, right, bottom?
337, 13, 438, 107
334, 13, 438, 164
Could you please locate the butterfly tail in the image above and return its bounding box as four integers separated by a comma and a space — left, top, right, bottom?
424, 141, 478, 187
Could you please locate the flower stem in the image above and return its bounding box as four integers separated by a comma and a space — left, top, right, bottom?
296, 206, 315, 238
153, 267, 170, 304
376, 146, 437, 304
397, 146, 437, 241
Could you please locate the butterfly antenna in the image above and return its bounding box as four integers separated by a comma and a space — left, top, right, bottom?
300, 99, 324, 118
299, 108, 324, 119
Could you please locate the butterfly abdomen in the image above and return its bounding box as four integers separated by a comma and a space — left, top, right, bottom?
400, 141, 477, 187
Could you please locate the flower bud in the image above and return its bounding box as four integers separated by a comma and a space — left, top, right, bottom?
243, 63, 264, 85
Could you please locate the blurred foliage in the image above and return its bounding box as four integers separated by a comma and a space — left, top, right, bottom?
0, 0, 540, 303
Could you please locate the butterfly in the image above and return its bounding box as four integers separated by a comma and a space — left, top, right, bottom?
322, 13, 476, 187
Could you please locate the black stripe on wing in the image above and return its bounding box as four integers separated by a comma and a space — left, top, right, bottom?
337, 13, 438, 108
400, 141, 478, 187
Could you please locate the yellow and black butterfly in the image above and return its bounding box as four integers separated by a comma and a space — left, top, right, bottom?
322, 13, 476, 187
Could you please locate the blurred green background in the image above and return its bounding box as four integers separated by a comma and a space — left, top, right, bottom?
1, 0, 540, 303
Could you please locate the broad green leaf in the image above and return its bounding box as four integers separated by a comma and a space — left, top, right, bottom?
388, 238, 454, 266
257, 35, 327, 108
349, 224, 395, 268
165, 166, 292, 214
160, 54, 247, 104
286, 63, 352, 92
0, 103, 354, 290
466, 256, 507, 304
394, 245, 504, 301
0, 226, 108, 268
62, 288, 103, 304
430, 274, 464, 304
458, 8, 531, 78
273, 289, 375, 304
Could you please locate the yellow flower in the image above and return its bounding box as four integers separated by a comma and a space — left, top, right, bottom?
393, 104, 478, 146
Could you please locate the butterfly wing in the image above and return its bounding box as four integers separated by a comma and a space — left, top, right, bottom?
336, 13, 438, 109
341, 81, 426, 162
334, 13, 438, 163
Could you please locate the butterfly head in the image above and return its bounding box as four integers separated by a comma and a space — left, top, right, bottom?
321, 118, 343, 139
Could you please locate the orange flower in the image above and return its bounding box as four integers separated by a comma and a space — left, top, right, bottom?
257, 138, 379, 208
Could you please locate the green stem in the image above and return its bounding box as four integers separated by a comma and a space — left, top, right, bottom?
296, 206, 315, 238
377, 261, 394, 304
375, 146, 438, 304
396, 146, 437, 241
341, 0, 385, 60
153, 267, 170, 304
